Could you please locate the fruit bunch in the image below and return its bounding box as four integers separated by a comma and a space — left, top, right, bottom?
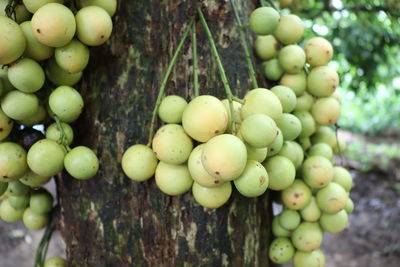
0, 0, 116, 231
249, 6, 354, 266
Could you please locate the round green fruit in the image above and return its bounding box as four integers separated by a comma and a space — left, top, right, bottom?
294, 110, 316, 138
241, 88, 283, 121
294, 92, 314, 111
240, 114, 277, 148
320, 209, 348, 233
293, 249, 326, 267
279, 209, 301, 230
245, 143, 268, 163
274, 14, 304, 44
77, 0, 117, 16
304, 37, 333, 67
55, 39, 90, 74
49, 86, 84, 123
300, 196, 321, 222
298, 137, 311, 151
280, 72, 307, 96
277, 141, 304, 170
278, 45, 306, 74
345, 197, 354, 214
64, 146, 99, 179
18, 105, 47, 126
311, 97, 340, 126
249, 7, 280, 35
27, 139, 65, 177
308, 143, 333, 161
1, 90, 39, 121
302, 156, 333, 188
0, 16, 26, 65
0, 142, 28, 182
8, 58, 45, 93
20, 21, 54, 61
311, 126, 337, 148
20, 170, 51, 188
44, 256, 67, 267
6, 180, 29, 196
267, 128, 283, 157
45, 122, 74, 145
234, 160, 268, 197
46, 58, 83, 86
254, 35, 280, 61
272, 215, 291, 237
22, 0, 65, 13
281, 179, 311, 210
263, 58, 284, 81
192, 181, 232, 209
269, 237, 295, 264
307, 66, 339, 97
271, 85, 297, 113
0, 198, 24, 222
122, 144, 158, 182
291, 222, 323, 252
263, 155, 295, 191
9, 194, 30, 210
332, 166, 353, 192
155, 162, 193, 196
29, 188, 53, 214
316, 182, 348, 213
158, 95, 187, 124
23, 207, 50, 230
276, 113, 302, 141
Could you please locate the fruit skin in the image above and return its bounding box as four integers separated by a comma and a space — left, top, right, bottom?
182, 95, 228, 142
281, 179, 311, 210
278, 45, 306, 74
300, 196, 321, 222
19, 170, 51, 188
22, 0, 65, 13
263, 155, 295, 191
64, 146, 99, 180
240, 114, 277, 148
201, 134, 247, 181
152, 124, 193, 165
234, 160, 269, 197
23, 207, 50, 230
294, 92, 314, 111
276, 113, 302, 141
272, 215, 291, 237
46, 58, 83, 86
0, 198, 25, 222
277, 141, 304, 170
155, 162, 193, 196
294, 110, 316, 138
311, 97, 340, 126
0, 181, 7, 196
293, 249, 326, 267
267, 128, 283, 157
279, 209, 301, 230
280, 72, 307, 96
20, 21, 54, 61
0, 142, 28, 182
311, 126, 337, 148
6, 180, 29, 196
55, 39, 90, 74
45, 122, 74, 145
302, 156, 333, 188
345, 197, 354, 213
316, 182, 348, 213
49, 86, 84, 123
263, 59, 284, 81
122, 144, 158, 182
8, 58, 45, 93
332, 166, 353, 192
158, 95, 187, 124
192, 181, 232, 209
9, 194, 30, 210
291, 222, 323, 252
269, 237, 295, 264
271, 85, 297, 113
320, 209, 348, 233
27, 139, 65, 177
44, 256, 67, 267
0, 16, 26, 65
245, 143, 268, 163
307, 66, 339, 97
31, 3, 76, 47
274, 14, 304, 45
0, 107, 13, 141
249, 7, 280, 35
304, 37, 333, 67
30, 188, 53, 214
77, 0, 117, 17
241, 88, 283, 121
1, 90, 39, 121
254, 35, 280, 61
308, 143, 333, 161
75, 6, 113, 46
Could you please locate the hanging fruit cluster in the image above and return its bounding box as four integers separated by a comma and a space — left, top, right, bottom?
0, 0, 116, 238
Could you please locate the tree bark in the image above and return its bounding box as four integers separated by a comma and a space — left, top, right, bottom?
58, 0, 272, 266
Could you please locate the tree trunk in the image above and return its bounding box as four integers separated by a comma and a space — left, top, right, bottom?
58, 0, 272, 266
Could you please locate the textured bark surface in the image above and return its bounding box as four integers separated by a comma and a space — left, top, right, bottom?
58, 0, 272, 266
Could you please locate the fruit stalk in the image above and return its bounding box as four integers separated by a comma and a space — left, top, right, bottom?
192, 23, 199, 97
54, 115, 71, 152
146, 17, 195, 146
34, 221, 55, 267
230, 0, 259, 89
197, 8, 237, 134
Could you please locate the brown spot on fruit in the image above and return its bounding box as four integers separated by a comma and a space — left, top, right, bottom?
36, 29, 41, 33
101, 35, 105, 38
0, 128, 3, 131
215, 171, 220, 175
214, 180, 220, 184
196, 160, 200, 164
294, 193, 300, 198
214, 130, 219, 134
259, 176, 266, 186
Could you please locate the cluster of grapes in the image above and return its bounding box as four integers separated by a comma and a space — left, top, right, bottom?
249, 6, 354, 266
0, 0, 115, 252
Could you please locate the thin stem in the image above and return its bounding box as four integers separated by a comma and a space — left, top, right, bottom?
34, 221, 55, 267
265, 0, 277, 10
54, 116, 71, 152
230, 0, 259, 89
232, 96, 244, 104
197, 8, 237, 134
259, 0, 264, 7
147, 17, 195, 146
192, 23, 199, 97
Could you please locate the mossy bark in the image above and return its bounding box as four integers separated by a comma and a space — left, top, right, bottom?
58, 0, 272, 266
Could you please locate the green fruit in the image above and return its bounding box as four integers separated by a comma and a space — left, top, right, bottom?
241, 88, 283, 121
46, 58, 83, 86
269, 237, 295, 264
311, 126, 337, 148
192, 181, 232, 209
241, 114, 277, 148
307, 66, 339, 97
9, 194, 30, 210
245, 143, 268, 163
19, 170, 51, 188
64, 146, 99, 179
298, 136, 311, 151
311, 97, 340, 126
1, 90, 39, 121
152, 124, 193, 165
201, 134, 247, 181
49, 86, 84, 123
345, 197, 354, 214
8, 58, 45, 93
158, 95, 187, 124
0, 181, 7, 196
44, 256, 67, 267
254, 35, 280, 60
0, 199, 24, 222
300, 196, 321, 222
276, 113, 302, 141
263, 58, 284, 81
272, 215, 291, 237
27, 139, 65, 177
0, 107, 13, 141
280, 72, 307, 96
182, 95, 228, 142
316, 182, 348, 213
32, 3, 76, 47
0, 142, 28, 182
6, 180, 29, 196
294, 92, 314, 111
293, 249, 326, 267
20, 21, 54, 61
155, 161, 193, 196
291, 222, 323, 252
76, 6, 113, 46
29, 188, 53, 213
0, 16, 26, 65
278, 45, 306, 74
45, 122, 74, 145
22, 0, 65, 13
122, 144, 158, 182
279, 209, 301, 230
320, 209, 348, 233
77, 0, 117, 16
271, 85, 297, 113
282, 179, 311, 210
188, 145, 223, 188
249, 7, 280, 35
302, 156, 333, 188
294, 110, 316, 138
277, 141, 304, 169
263, 155, 295, 191
267, 128, 283, 156
23, 207, 49, 230
234, 160, 268, 197
332, 166, 352, 192
274, 14, 304, 44
304, 37, 333, 67
55, 39, 90, 74
308, 143, 333, 161
221, 99, 242, 133
18, 105, 47, 126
